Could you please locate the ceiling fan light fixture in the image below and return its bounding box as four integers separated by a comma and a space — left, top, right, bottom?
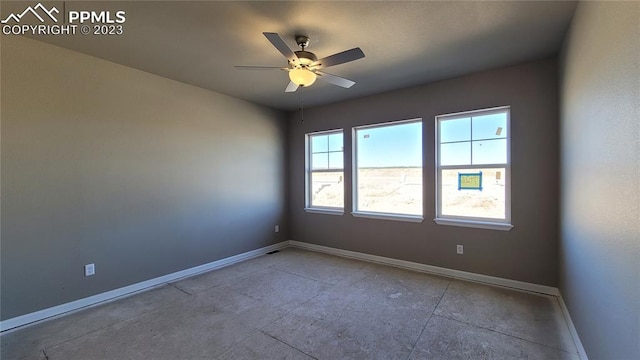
238, 32, 364, 93
289, 68, 317, 87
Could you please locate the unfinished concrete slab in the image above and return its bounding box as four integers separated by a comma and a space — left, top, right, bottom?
1, 247, 580, 360
434, 280, 576, 352
0, 285, 189, 360
270, 248, 370, 285
217, 330, 314, 360
409, 315, 580, 360
170, 253, 282, 295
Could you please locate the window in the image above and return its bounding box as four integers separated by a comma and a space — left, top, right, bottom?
435, 106, 512, 230
305, 130, 344, 213
353, 119, 423, 221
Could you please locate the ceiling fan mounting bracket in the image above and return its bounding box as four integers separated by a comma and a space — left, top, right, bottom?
295, 35, 310, 49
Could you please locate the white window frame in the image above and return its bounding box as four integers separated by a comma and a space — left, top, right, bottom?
304, 129, 344, 215
434, 106, 513, 231
352, 118, 424, 223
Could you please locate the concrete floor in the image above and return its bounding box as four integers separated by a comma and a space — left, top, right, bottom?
1, 248, 579, 359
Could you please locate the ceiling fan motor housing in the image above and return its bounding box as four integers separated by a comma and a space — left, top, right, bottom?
293, 50, 318, 67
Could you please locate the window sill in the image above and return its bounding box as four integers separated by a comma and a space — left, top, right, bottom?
434, 218, 514, 231
304, 208, 344, 216
352, 211, 424, 223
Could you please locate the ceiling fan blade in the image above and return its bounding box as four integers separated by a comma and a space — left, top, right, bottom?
316, 71, 356, 88
234, 66, 287, 71
312, 48, 365, 69
285, 81, 299, 93
263, 32, 298, 64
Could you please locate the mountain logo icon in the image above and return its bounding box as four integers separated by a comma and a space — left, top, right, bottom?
1, 3, 59, 24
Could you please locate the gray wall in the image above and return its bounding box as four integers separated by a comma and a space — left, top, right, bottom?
288, 58, 560, 286
559, 2, 640, 359
1, 36, 288, 320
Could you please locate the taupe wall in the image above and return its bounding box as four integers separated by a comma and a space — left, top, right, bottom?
559, 2, 640, 359
288, 58, 559, 286
1, 36, 288, 320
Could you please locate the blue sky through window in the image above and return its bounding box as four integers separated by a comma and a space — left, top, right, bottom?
357, 121, 422, 168
313, 112, 506, 170
440, 112, 508, 165
311, 132, 343, 170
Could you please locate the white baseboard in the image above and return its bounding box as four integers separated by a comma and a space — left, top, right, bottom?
288, 240, 559, 296
558, 294, 589, 360
0, 241, 288, 332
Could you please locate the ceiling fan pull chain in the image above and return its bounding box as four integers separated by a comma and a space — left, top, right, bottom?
299, 91, 304, 122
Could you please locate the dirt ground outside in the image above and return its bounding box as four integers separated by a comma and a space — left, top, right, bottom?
356, 168, 422, 215
441, 168, 506, 219
310, 171, 344, 208
311, 167, 505, 219
311, 168, 422, 215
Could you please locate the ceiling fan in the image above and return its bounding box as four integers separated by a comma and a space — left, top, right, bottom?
235, 32, 365, 93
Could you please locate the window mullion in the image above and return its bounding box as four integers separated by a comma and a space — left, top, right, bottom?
470, 117, 474, 165
439, 164, 506, 170
312, 169, 344, 174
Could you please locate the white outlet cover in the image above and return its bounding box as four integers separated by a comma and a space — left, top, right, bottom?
456, 245, 464, 254
275, 225, 279, 233
85, 263, 95, 276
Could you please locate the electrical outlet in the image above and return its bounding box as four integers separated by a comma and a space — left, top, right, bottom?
275, 225, 279, 233
84, 263, 95, 277
456, 245, 464, 255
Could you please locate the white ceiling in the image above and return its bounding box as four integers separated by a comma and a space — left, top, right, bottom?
6, 1, 577, 111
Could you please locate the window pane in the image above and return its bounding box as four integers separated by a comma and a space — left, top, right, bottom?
355, 121, 422, 216
357, 122, 422, 168
472, 112, 507, 140
441, 168, 505, 219
472, 139, 507, 165
328, 152, 343, 169
311, 153, 328, 170
311, 171, 344, 208
440, 117, 470, 143
357, 168, 422, 216
311, 135, 328, 153
440, 142, 471, 166
328, 133, 343, 152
